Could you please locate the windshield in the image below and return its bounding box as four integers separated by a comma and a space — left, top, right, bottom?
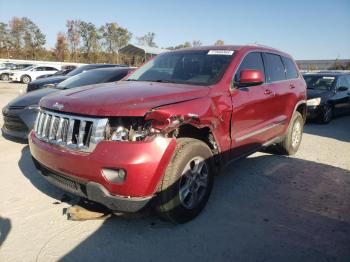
303, 75, 336, 90
127, 50, 234, 86
56, 70, 114, 89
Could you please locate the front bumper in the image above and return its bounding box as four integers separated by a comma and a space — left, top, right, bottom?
9, 75, 21, 82
32, 158, 152, 212
29, 132, 177, 210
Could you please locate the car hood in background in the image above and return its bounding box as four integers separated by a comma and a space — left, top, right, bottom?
307, 89, 333, 100
8, 88, 59, 107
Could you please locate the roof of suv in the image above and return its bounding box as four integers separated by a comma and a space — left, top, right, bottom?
167, 44, 293, 58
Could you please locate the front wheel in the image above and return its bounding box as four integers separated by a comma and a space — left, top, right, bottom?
156, 138, 214, 223
275, 111, 304, 155
319, 104, 333, 124
21, 75, 31, 84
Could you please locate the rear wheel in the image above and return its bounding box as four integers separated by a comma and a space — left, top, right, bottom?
1, 73, 9, 81
275, 111, 303, 155
21, 75, 31, 84
156, 138, 214, 223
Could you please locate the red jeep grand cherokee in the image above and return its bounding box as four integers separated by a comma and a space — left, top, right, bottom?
29, 45, 307, 223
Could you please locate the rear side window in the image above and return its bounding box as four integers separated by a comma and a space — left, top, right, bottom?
346, 76, 350, 87
337, 76, 350, 88
235, 52, 265, 82
108, 70, 129, 81
45, 67, 58, 71
264, 53, 286, 82
282, 57, 299, 79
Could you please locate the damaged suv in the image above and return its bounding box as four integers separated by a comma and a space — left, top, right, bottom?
29, 45, 307, 223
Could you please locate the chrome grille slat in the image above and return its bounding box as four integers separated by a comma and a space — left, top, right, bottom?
56, 118, 64, 143
66, 119, 75, 145
40, 113, 48, 137
77, 121, 86, 147
49, 116, 58, 140
33, 110, 108, 153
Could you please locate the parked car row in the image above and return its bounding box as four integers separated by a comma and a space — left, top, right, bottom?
0, 62, 80, 83
26, 63, 123, 92
0, 63, 35, 81
1, 45, 350, 224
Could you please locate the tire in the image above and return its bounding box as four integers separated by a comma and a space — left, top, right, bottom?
156, 138, 214, 223
319, 104, 333, 124
275, 111, 303, 155
21, 75, 31, 84
1, 73, 9, 81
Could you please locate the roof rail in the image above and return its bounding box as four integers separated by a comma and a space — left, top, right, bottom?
246, 43, 282, 52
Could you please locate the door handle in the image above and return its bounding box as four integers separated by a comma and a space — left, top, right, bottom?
264, 89, 273, 95
290, 84, 295, 89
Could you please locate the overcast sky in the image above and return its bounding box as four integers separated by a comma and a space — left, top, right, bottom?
1, 0, 349, 60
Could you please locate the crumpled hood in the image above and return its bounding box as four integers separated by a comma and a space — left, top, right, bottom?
40, 81, 210, 116
9, 88, 58, 107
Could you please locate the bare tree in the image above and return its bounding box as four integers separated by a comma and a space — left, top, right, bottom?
54, 32, 68, 61
136, 32, 157, 47
0, 22, 11, 58
192, 40, 202, 47
66, 20, 81, 62
22, 17, 46, 59
100, 22, 132, 63
8, 17, 25, 57
79, 21, 101, 62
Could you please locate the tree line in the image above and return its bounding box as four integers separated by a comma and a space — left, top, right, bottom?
0, 17, 226, 65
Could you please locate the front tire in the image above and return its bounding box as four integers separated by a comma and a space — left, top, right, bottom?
21, 75, 31, 84
156, 138, 214, 223
276, 111, 304, 155
319, 104, 333, 124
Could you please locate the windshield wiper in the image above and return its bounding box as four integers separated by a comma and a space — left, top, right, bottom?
153, 79, 176, 83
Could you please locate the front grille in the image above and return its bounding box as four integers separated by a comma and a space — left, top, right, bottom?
34, 110, 108, 153
3, 114, 28, 132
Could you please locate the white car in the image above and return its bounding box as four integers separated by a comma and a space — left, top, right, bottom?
9, 65, 60, 83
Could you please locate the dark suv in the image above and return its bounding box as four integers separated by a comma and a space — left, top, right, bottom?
304, 72, 350, 123
29, 45, 307, 223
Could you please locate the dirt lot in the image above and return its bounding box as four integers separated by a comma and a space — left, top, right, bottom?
0, 81, 349, 262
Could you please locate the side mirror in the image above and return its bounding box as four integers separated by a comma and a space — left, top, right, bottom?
337, 86, 349, 92
238, 69, 264, 86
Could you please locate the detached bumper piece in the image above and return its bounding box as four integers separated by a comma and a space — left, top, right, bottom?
32, 158, 153, 213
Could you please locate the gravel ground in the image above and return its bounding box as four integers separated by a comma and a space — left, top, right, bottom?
0, 81, 349, 262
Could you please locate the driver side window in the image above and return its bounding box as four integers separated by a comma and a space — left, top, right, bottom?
234, 52, 265, 82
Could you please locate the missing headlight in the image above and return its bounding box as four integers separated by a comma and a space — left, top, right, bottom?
106, 117, 153, 142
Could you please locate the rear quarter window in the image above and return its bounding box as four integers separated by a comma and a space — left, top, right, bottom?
264, 53, 286, 82
282, 57, 299, 79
